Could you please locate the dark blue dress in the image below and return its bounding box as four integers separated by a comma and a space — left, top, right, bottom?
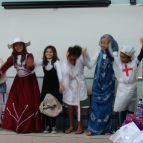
87, 50, 115, 135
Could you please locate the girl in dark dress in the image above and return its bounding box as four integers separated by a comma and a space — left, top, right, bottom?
35, 45, 63, 134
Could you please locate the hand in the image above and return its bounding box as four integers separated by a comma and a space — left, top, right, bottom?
26, 56, 34, 70
0, 71, 3, 78
104, 36, 110, 49
140, 37, 143, 48
59, 81, 64, 92
82, 48, 87, 56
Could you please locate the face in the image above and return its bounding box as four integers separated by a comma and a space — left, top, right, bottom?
67, 55, 77, 65
45, 48, 54, 59
100, 38, 107, 50
120, 52, 131, 63
14, 42, 24, 53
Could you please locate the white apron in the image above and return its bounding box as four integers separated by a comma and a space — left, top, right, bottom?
114, 82, 137, 112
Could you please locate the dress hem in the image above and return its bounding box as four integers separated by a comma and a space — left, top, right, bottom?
63, 96, 88, 106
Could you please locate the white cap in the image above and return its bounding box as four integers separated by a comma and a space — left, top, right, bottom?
121, 45, 135, 59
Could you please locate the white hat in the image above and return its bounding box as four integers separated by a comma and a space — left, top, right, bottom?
8, 37, 31, 49
121, 45, 135, 59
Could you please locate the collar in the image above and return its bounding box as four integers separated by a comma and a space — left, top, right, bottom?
47, 59, 52, 62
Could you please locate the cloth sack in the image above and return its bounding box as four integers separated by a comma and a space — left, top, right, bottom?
39, 93, 62, 117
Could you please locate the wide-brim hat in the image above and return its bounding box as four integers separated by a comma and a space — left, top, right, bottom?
39, 94, 63, 117
8, 37, 31, 49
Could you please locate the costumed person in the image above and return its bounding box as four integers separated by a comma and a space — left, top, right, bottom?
105, 36, 143, 124
0, 37, 41, 133
0, 58, 7, 130
62, 45, 88, 134
85, 34, 119, 136
35, 45, 63, 134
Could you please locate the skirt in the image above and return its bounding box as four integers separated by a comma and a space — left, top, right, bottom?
2, 73, 42, 133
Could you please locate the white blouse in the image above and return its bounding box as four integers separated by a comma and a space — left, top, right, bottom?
83, 50, 118, 69
35, 59, 62, 82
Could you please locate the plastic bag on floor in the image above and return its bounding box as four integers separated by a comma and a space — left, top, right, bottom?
128, 132, 143, 143
109, 122, 143, 143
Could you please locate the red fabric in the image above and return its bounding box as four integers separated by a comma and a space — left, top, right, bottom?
0, 56, 13, 74
1, 55, 42, 133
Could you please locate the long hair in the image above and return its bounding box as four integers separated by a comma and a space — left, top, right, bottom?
12, 43, 28, 64
67, 45, 82, 58
42, 45, 59, 66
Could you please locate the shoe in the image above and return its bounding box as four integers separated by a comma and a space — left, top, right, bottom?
43, 126, 50, 133
51, 126, 57, 134
0, 124, 2, 131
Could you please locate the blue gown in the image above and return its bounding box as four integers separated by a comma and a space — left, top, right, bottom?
87, 35, 118, 135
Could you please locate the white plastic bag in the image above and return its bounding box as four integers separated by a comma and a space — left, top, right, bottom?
109, 122, 143, 143
109, 130, 123, 143
129, 131, 143, 143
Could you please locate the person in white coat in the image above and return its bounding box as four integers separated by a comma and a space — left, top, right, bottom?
105, 36, 143, 124
62, 46, 87, 134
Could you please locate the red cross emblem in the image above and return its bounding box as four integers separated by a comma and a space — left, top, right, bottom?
122, 64, 133, 76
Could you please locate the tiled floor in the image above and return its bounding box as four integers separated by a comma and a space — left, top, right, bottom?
0, 130, 112, 143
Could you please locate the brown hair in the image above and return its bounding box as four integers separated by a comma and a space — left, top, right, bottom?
12, 42, 28, 64
42, 45, 59, 66
67, 45, 82, 58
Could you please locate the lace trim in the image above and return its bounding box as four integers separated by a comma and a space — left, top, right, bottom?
6, 103, 39, 131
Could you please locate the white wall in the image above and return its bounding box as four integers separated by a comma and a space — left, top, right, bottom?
0, 5, 143, 77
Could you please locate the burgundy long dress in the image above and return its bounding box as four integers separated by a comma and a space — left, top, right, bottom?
0, 53, 41, 133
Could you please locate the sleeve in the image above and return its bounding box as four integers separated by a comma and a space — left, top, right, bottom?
134, 48, 143, 66
54, 60, 62, 82
0, 56, 13, 74
137, 48, 143, 63
34, 59, 43, 67
83, 51, 98, 69
61, 61, 70, 90
26, 53, 34, 71
105, 43, 115, 61
0, 58, 3, 65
